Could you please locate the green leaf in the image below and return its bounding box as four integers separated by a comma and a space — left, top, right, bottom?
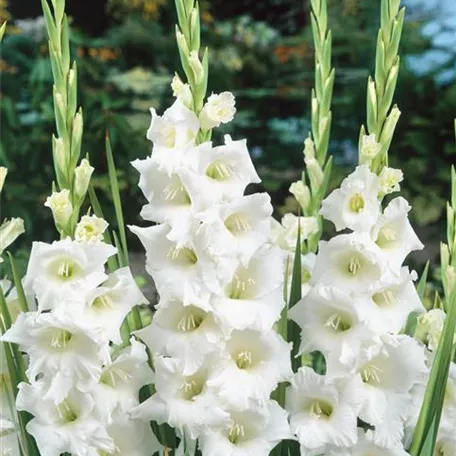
7, 253, 29, 313
0, 22, 6, 41
417, 261, 430, 301
105, 133, 129, 266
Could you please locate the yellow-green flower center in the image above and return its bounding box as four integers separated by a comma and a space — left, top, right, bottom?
324, 313, 352, 332
56, 400, 78, 423
50, 329, 73, 349
179, 376, 204, 400
226, 274, 256, 299
228, 423, 245, 444
309, 400, 333, 419
361, 364, 383, 385
100, 367, 132, 388
225, 214, 251, 234
372, 289, 396, 308
206, 161, 233, 181
176, 307, 205, 332
376, 226, 397, 248
235, 350, 254, 369
167, 247, 198, 266
349, 193, 365, 213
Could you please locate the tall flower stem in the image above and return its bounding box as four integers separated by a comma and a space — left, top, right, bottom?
360, 0, 405, 173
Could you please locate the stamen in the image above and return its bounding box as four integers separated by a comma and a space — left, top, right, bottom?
92, 293, 115, 310
206, 161, 234, 180
225, 214, 251, 234
348, 256, 361, 275
236, 350, 253, 369
376, 226, 398, 247
167, 247, 198, 265
179, 377, 203, 400
324, 313, 351, 332
100, 367, 133, 387
349, 193, 365, 213
50, 329, 72, 349
56, 400, 78, 423
228, 423, 245, 444
373, 289, 396, 308
309, 400, 333, 419
177, 312, 204, 332
228, 275, 256, 299
361, 364, 383, 384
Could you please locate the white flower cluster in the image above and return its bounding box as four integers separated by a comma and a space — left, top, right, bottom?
287, 165, 430, 455
1, 216, 160, 456
130, 92, 293, 454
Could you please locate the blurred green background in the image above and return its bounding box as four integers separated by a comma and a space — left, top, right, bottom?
1, 0, 455, 271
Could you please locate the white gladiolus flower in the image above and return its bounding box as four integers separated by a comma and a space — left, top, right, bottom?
130, 356, 229, 440
372, 197, 423, 272
415, 308, 447, 351
199, 400, 291, 456
327, 429, 410, 456
286, 367, 362, 452
360, 133, 382, 163
354, 335, 427, 449
289, 180, 311, 211
378, 167, 403, 196
91, 338, 154, 423
209, 245, 285, 330
147, 99, 199, 152
23, 238, 116, 312
135, 298, 224, 375
199, 92, 236, 131
180, 135, 261, 211
1, 312, 107, 403
0, 217, 25, 262
207, 329, 292, 410
289, 286, 373, 373
82, 267, 148, 344
44, 189, 73, 229
312, 233, 385, 293
171, 73, 193, 108
276, 213, 319, 251
130, 224, 234, 308
320, 165, 380, 232
0, 428, 20, 456
197, 193, 272, 265
104, 411, 162, 456
17, 380, 114, 456
361, 268, 425, 334
75, 215, 108, 243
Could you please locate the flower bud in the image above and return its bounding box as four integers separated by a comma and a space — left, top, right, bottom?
0, 167, 7, 193
45, 189, 73, 230
0, 218, 25, 259
380, 105, 401, 144
75, 215, 108, 243
289, 180, 311, 212
378, 167, 403, 196
53, 136, 67, 175
171, 74, 193, 109
188, 50, 204, 84
360, 134, 381, 165
303, 137, 316, 160
199, 92, 236, 131
447, 265, 456, 293
74, 159, 94, 202
304, 138, 323, 189
176, 28, 190, 57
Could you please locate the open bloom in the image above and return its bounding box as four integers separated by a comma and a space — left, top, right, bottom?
286, 367, 362, 453
180, 135, 261, 211
130, 356, 228, 440
197, 193, 272, 265
415, 308, 447, 351
199, 92, 236, 131
199, 400, 291, 456
0, 218, 25, 261
320, 165, 380, 233
372, 197, 423, 272
91, 338, 154, 423
75, 215, 108, 243
82, 267, 148, 344
209, 245, 285, 330
147, 99, 199, 153
24, 238, 116, 312
312, 233, 385, 294
135, 298, 225, 375
17, 380, 114, 456
289, 286, 373, 375
2, 312, 107, 403
207, 329, 292, 410
275, 214, 319, 251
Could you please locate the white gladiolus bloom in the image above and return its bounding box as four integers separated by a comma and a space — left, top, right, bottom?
17, 381, 114, 456
1, 312, 107, 403
147, 99, 199, 152
104, 411, 162, 456
131, 356, 229, 440
312, 233, 385, 293
354, 335, 427, 449
289, 286, 372, 375
91, 338, 154, 423
207, 329, 292, 410
199, 92, 236, 131
372, 197, 423, 272
378, 167, 403, 196
180, 136, 261, 211
276, 214, 319, 251
286, 367, 362, 452
360, 133, 382, 162
24, 238, 116, 312
199, 400, 291, 456
130, 224, 234, 308
209, 245, 285, 330
197, 193, 272, 265
82, 267, 148, 344
44, 189, 73, 229
75, 215, 108, 243
135, 298, 224, 375
327, 429, 410, 456
0, 218, 25, 261
361, 268, 425, 334
320, 165, 380, 232
289, 180, 311, 211
415, 308, 447, 351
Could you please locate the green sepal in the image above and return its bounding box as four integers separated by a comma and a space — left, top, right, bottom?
386, 8, 405, 68
41, 0, 58, 45
366, 77, 377, 135
374, 30, 386, 93
320, 68, 335, 116
61, 15, 71, 76
7, 253, 29, 313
